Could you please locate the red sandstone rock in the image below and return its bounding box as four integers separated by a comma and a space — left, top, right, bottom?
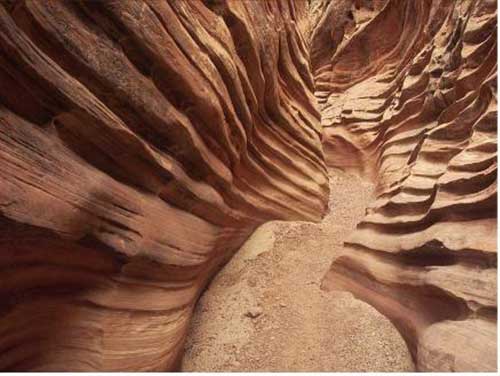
0, 0, 327, 371
0, 0, 496, 372
315, 0, 497, 371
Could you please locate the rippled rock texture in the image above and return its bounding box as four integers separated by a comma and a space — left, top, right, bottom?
315, 0, 497, 371
0, 0, 497, 372
0, 0, 328, 370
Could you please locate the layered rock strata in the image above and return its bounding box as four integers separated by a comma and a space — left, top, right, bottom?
0, 0, 328, 371
0, 0, 497, 372
315, 0, 498, 371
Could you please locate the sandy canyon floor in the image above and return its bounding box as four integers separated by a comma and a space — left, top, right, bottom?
182, 170, 414, 372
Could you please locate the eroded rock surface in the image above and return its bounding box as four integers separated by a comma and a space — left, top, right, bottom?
0, 0, 496, 372
313, 0, 497, 371
0, 0, 328, 371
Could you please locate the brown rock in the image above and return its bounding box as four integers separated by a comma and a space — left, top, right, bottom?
314, 0, 497, 372
0, 0, 327, 371
0, 0, 496, 372
245, 307, 263, 319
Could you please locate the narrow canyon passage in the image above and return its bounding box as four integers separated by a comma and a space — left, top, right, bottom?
0, 0, 496, 371
182, 169, 414, 372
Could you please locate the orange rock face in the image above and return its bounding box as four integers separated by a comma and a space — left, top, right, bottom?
314, 0, 497, 371
0, 0, 496, 372
0, 0, 328, 371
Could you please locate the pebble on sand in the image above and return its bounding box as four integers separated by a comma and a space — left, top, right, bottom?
245, 307, 263, 318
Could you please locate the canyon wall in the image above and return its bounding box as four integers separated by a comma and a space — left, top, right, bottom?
0, 0, 328, 370
0, 0, 497, 372
315, 0, 497, 371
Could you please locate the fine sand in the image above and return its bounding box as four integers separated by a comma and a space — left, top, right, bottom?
182, 170, 414, 372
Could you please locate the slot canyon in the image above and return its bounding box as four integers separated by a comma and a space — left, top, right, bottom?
0, 0, 497, 372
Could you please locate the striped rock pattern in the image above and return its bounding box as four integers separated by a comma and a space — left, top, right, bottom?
315, 0, 497, 371
0, 0, 328, 371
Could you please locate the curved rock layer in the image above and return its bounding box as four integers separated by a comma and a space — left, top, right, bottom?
0, 0, 328, 371
315, 0, 497, 371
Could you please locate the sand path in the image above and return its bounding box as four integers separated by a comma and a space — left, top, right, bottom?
182, 170, 414, 372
